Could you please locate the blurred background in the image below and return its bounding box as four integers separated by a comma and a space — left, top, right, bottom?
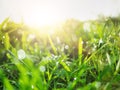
0, 0, 120, 26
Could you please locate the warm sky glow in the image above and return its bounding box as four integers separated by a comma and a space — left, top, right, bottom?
0, 0, 120, 26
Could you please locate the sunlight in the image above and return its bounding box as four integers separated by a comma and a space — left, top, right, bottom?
22, 6, 65, 35
24, 13, 59, 27
23, 6, 64, 27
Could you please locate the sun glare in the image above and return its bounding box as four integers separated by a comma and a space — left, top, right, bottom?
23, 6, 64, 27
24, 14, 59, 27
21, 5, 66, 35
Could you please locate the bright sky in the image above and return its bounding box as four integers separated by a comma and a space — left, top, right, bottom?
0, 0, 120, 26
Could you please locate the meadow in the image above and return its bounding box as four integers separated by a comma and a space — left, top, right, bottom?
0, 17, 120, 90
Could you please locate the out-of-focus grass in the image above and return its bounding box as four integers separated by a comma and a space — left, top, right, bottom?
0, 17, 120, 90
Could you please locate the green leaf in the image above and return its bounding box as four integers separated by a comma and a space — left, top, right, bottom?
4, 33, 10, 50
48, 34, 57, 54
78, 37, 82, 56
60, 61, 71, 72
0, 17, 10, 31
4, 78, 14, 90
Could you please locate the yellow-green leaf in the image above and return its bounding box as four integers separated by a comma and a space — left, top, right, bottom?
4, 33, 10, 50
78, 37, 83, 56
60, 61, 71, 72
48, 34, 57, 54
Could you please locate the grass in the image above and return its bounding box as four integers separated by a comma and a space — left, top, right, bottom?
0, 17, 120, 90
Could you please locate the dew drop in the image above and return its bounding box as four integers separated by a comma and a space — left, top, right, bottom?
17, 49, 26, 60
39, 66, 46, 72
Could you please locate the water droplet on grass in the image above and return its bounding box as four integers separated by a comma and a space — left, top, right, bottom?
17, 49, 26, 60
3, 36, 5, 39
99, 38, 103, 44
65, 45, 69, 49
27, 34, 35, 41
95, 82, 101, 88
74, 77, 77, 80
31, 85, 34, 89
39, 66, 46, 72
56, 62, 59, 65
